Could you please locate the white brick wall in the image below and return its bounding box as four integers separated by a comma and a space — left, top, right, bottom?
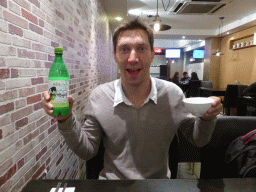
0, 0, 117, 191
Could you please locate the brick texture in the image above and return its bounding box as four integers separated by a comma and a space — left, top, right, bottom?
9, 24, 23, 37
22, 9, 38, 25
3, 11, 28, 29
0, 0, 117, 191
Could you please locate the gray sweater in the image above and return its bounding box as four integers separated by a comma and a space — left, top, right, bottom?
58, 78, 216, 179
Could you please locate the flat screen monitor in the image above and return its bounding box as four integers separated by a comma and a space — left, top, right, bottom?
193, 50, 205, 59
165, 49, 181, 58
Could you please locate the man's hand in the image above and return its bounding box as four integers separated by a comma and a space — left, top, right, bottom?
42, 91, 75, 122
200, 96, 222, 121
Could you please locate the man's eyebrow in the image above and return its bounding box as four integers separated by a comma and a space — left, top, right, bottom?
117, 43, 148, 47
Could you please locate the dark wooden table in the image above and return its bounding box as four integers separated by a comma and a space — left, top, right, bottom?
199, 87, 226, 97
21, 178, 256, 192
237, 96, 256, 116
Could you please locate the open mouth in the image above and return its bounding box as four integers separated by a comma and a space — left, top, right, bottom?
127, 69, 141, 77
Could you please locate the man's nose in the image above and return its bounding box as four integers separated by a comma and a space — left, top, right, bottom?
128, 49, 139, 63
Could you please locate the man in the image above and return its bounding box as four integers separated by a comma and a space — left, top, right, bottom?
42, 19, 222, 179
181, 71, 190, 83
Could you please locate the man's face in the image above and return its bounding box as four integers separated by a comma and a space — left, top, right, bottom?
114, 29, 154, 87
184, 74, 188, 78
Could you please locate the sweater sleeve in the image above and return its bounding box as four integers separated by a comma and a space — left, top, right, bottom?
193, 117, 217, 147
58, 97, 103, 160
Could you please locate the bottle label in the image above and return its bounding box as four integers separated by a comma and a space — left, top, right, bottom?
48, 80, 69, 107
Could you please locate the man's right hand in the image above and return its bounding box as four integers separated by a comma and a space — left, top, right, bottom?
42, 91, 75, 122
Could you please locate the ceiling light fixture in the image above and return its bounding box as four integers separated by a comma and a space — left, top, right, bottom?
115, 17, 123, 21
149, 0, 171, 32
212, 17, 225, 56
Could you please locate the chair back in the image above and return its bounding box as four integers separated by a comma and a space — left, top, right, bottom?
223, 84, 248, 115
186, 80, 202, 97
200, 116, 256, 179
201, 81, 213, 89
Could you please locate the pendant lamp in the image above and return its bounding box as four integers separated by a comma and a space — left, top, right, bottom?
213, 17, 224, 56
149, 0, 171, 32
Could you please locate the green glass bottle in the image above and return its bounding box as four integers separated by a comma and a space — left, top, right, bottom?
48, 47, 69, 116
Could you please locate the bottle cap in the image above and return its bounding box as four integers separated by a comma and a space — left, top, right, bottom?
54, 47, 63, 54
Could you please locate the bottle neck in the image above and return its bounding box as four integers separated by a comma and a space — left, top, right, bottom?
54, 53, 63, 62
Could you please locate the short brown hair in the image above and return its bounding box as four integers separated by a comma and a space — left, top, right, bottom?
113, 18, 154, 53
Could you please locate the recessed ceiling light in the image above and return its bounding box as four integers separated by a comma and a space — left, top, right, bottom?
128, 9, 141, 16
182, 36, 185, 39
115, 17, 123, 21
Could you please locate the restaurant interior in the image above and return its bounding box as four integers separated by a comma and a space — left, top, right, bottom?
1, 0, 256, 191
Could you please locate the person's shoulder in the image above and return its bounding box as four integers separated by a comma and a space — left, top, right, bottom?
90, 80, 116, 98
155, 78, 181, 91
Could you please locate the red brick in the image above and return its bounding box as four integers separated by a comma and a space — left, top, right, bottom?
55, 9, 64, 20
48, 0, 52, 2
48, 54, 54, 61
15, 117, 28, 130
0, 102, 14, 115
39, 19, 44, 27
0, 69, 9, 79
11, 68, 19, 78
19, 87, 35, 97
18, 49, 36, 59
31, 77, 44, 85
29, 23, 43, 35
27, 94, 41, 104
79, 30, 83, 36
3, 10, 28, 29
55, 169, 61, 179
34, 101, 43, 111
45, 62, 52, 68
11, 106, 33, 122
51, 41, 59, 48
48, 124, 56, 134
32, 164, 45, 180
9, 24, 23, 37
0, 164, 16, 188
67, 36, 73, 43
0, 0, 7, 8
74, 20, 78, 27
68, 26, 73, 32
46, 157, 51, 166
36, 146, 47, 161
22, 9, 38, 25
0, 129, 2, 139
17, 158, 24, 170
28, 0, 40, 8
55, 29, 62, 37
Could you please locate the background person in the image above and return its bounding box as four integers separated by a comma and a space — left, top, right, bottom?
42, 19, 222, 180
190, 72, 199, 81
171, 72, 180, 86
180, 71, 190, 83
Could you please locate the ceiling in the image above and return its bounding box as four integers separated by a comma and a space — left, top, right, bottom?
100, 0, 256, 47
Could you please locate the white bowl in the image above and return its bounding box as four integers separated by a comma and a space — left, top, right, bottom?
183, 97, 214, 117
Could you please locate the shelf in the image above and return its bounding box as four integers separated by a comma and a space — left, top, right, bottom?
229, 33, 255, 50
232, 44, 256, 50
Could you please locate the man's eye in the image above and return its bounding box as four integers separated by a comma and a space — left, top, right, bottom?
139, 47, 145, 51
121, 48, 127, 52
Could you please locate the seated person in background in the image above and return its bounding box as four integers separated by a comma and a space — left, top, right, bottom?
42, 18, 222, 180
170, 72, 180, 85
180, 72, 190, 84
190, 72, 199, 81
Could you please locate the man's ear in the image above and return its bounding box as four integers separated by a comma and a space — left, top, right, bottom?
113, 50, 118, 63
151, 50, 155, 61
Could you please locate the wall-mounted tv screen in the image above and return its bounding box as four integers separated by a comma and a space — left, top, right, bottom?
193, 50, 205, 59
165, 49, 181, 58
